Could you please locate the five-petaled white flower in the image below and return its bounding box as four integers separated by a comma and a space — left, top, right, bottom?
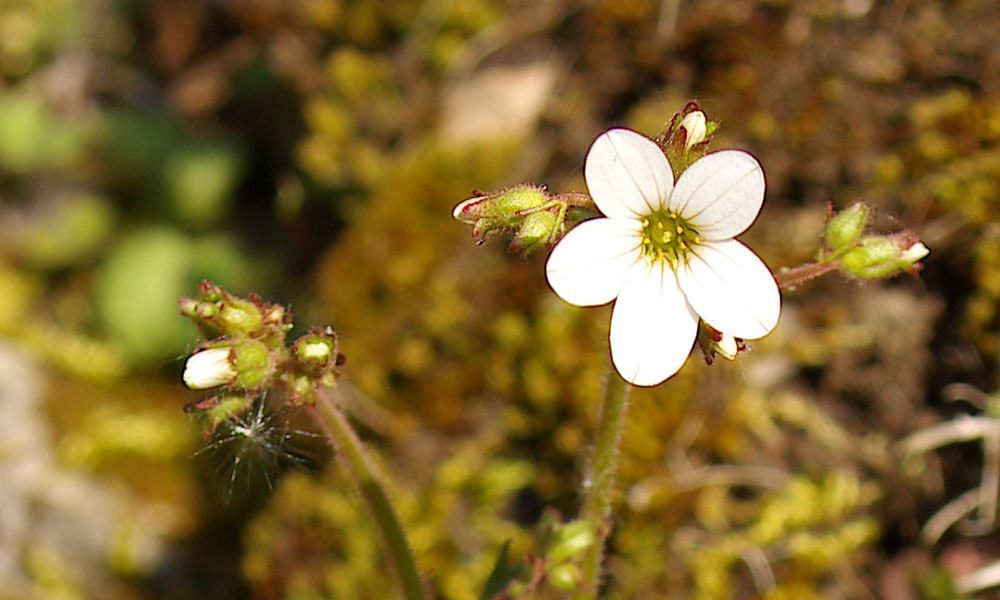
545, 128, 780, 386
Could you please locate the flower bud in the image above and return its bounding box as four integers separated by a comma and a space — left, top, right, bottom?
220, 297, 263, 335
901, 241, 930, 264
714, 332, 739, 360
548, 563, 581, 591
508, 209, 560, 256
453, 184, 554, 244
547, 520, 595, 564
656, 102, 720, 177
231, 339, 273, 388
186, 392, 250, 433
825, 202, 869, 251
183, 347, 237, 389
697, 323, 745, 364
679, 110, 708, 150
293, 327, 340, 377
840, 235, 929, 279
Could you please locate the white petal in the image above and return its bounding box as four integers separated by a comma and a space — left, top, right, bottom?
546, 218, 642, 306
677, 239, 780, 339
183, 347, 237, 390
585, 128, 674, 220
669, 150, 765, 240
609, 261, 698, 386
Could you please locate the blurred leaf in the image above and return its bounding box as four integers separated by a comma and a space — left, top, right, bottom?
96, 227, 196, 364
20, 194, 116, 268
0, 92, 85, 172
96, 227, 262, 364
101, 110, 182, 183
166, 141, 244, 227
480, 540, 521, 600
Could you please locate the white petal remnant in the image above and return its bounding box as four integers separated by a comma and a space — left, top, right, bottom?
545, 128, 780, 386
183, 347, 237, 390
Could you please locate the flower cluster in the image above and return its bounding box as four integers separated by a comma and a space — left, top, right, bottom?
179, 281, 343, 431
822, 201, 929, 279
452, 184, 597, 256
545, 128, 780, 386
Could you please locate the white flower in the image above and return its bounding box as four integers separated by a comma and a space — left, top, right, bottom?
545, 128, 780, 386
183, 347, 237, 390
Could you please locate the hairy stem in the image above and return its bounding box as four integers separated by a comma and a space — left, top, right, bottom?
775, 261, 839, 290
576, 369, 632, 598
313, 388, 429, 600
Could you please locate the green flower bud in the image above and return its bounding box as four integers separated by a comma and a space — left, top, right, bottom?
840, 235, 929, 279
231, 339, 272, 388
508, 209, 560, 256
453, 184, 554, 243
203, 393, 249, 431
292, 327, 340, 378
197, 280, 224, 303
283, 372, 316, 404
825, 202, 869, 250
547, 520, 595, 564
220, 297, 263, 335
548, 563, 581, 591
453, 184, 549, 223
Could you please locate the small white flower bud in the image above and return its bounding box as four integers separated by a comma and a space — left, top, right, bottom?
715, 333, 739, 360
679, 111, 708, 150
901, 242, 929, 264
183, 347, 237, 390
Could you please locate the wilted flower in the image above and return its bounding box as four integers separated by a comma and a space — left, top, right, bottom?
546, 129, 780, 386
183, 347, 237, 390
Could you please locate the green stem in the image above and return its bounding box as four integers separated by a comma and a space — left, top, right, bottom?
314, 389, 429, 600
576, 369, 632, 598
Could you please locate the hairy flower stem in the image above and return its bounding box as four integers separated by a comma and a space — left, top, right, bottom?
313, 389, 428, 600
775, 261, 839, 290
576, 369, 632, 599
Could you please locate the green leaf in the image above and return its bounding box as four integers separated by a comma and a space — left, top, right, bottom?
480, 540, 522, 600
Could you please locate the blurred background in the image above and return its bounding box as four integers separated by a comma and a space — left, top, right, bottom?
0, 0, 997, 598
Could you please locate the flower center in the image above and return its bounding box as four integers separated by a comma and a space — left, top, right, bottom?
639, 209, 701, 267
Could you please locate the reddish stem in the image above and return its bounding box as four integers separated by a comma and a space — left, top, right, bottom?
775, 261, 839, 290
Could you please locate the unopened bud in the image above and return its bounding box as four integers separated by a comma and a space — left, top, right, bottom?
220, 297, 263, 335
231, 339, 272, 388
656, 102, 720, 177
825, 202, 869, 250
202, 393, 249, 432
293, 328, 339, 376
714, 332, 739, 360
901, 241, 930, 264
548, 520, 595, 564
453, 184, 554, 244
548, 563, 581, 591
198, 280, 224, 303
183, 347, 237, 389
697, 323, 745, 364
679, 110, 707, 150
509, 209, 560, 256
841, 235, 929, 279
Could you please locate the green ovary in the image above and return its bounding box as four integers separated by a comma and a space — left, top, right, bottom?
640, 209, 701, 267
